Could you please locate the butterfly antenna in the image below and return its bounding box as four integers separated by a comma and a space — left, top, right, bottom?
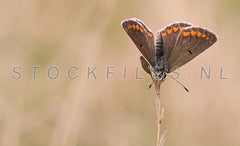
165, 74, 189, 92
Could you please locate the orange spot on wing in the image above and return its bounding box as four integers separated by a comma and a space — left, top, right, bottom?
140, 28, 143, 33
132, 25, 135, 29
144, 28, 152, 37
162, 32, 166, 36
206, 37, 209, 40
209, 41, 212, 44
129, 25, 132, 29
147, 32, 153, 37
125, 28, 128, 32
191, 30, 196, 36
167, 28, 172, 34
173, 26, 178, 32
202, 34, 206, 38
183, 31, 190, 37
197, 32, 202, 37
179, 26, 183, 30
136, 25, 139, 30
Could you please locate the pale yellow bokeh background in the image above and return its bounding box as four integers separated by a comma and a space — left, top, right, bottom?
0, 0, 239, 146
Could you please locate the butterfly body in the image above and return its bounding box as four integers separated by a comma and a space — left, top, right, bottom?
122, 18, 217, 83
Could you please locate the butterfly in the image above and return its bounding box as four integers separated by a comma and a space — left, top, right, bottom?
121, 18, 217, 91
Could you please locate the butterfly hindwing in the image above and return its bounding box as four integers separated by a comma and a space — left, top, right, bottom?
122, 18, 155, 66
140, 55, 152, 76
167, 26, 217, 72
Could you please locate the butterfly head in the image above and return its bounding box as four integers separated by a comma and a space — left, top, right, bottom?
152, 66, 166, 82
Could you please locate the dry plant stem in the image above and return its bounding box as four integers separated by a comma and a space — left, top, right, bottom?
154, 80, 165, 146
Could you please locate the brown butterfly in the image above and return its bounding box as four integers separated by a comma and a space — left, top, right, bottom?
121, 18, 217, 91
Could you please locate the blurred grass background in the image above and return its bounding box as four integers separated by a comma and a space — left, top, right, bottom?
0, 0, 240, 146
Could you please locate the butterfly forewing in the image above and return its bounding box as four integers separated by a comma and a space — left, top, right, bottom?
122, 18, 156, 66
156, 22, 192, 62
167, 27, 217, 72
